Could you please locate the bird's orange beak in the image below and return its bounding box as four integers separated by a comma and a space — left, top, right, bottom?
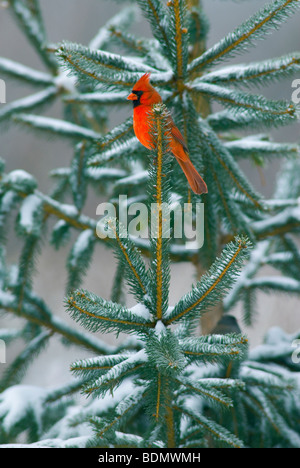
127, 92, 138, 101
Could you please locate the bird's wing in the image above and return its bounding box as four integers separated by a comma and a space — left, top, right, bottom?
168, 117, 189, 154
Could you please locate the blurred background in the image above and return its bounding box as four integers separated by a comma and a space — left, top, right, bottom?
0, 0, 299, 387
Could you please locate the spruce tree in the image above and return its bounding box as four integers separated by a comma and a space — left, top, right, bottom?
0, 0, 299, 448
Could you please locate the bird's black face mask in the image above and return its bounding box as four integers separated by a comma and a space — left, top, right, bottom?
131, 90, 143, 108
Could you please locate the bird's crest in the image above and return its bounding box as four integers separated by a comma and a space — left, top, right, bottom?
132, 73, 152, 91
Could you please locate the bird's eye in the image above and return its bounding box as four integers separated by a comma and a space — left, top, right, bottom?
132, 90, 143, 97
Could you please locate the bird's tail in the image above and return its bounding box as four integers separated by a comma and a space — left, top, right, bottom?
176, 158, 208, 195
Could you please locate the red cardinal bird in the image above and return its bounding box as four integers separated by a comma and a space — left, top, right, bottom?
127, 73, 208, 195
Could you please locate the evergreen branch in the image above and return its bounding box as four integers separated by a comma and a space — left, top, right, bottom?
211, 144, 262, 211
86, 167, 128, 182
201, 53, 300, 88
241, 390, 281, 434
22, 289, 52, 321
49, 219, 71, 250
174, 404, 244, 448
2, 180, 198, 265
147, 104, 172, 320
1, 0, 300, 449
188, 0, 300, 73
57, 42, 160, 90
0, 87, 57, 123
28, 192, 95, 232
0, 330, 52, 392
14, 192, 45, 316
16, 234, 41, 314
71, 353, 131, 379
176, 376, 234, 409
108, 30, 170, 76
145, 330, 186, 377
156, 372, 162, 421
70, 142, 88, 212
262, 199, 300, 209
154, 111, 164, 320
206, 159, 244, 235
89, 5, 137, 51
242, 364, 296, 392
168, 0, 188, 82
207, 107, 298, 132
130, 236, 199, 263
66, 229, 96, 293
198, 378, 245, 392
173, 83, 207, 194
279, 234, 300, 277
136, 0, 170, 54
224, 136, 299, 161
108, 220, 149, 305
209, 161, 234, 226
17, 194, 44, 237
12, 113, 102, 141
44, 379, 90, 403
201, 169, 219, 267
144, 372, 177, 446
0, 57, 54, 86
66, 290, 154, 335
0, 297, 112, 355
0, 329, 21, 345
91, 117, 134, 155
111, 260, 125, 305
93, 388, 144, 440
165, 237, 251, 325
93, 411, 128, 440
180, 334, 248, 364
249, 339, 300, 363
143, 332, 184, 437
263, 250, 297, 269
165, 402, 176, 448
109, 27, 151, 57
241, 389, 300, 447
263, 396, 300, 447
9, 0, 58, 72
275, 159, 300, 200
190, 82, 297, 125
245, 276, 300, 294
115, 170, 149, 188
224, 241, 271, 314
253, 205, 300, 239
64, 90, 129, 106
197, 119, 263, 212
0, 190, 20, 243
82, 351, 146, 396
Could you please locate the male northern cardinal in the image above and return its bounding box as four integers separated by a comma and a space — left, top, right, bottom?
127, 73, 208, 195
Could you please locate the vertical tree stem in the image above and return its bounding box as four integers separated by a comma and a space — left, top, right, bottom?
156, 372, 162, 420
166, 404, 176, 448
155, 114, 164, 320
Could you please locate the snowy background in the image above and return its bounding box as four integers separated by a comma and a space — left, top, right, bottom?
0, 0, 300, 388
